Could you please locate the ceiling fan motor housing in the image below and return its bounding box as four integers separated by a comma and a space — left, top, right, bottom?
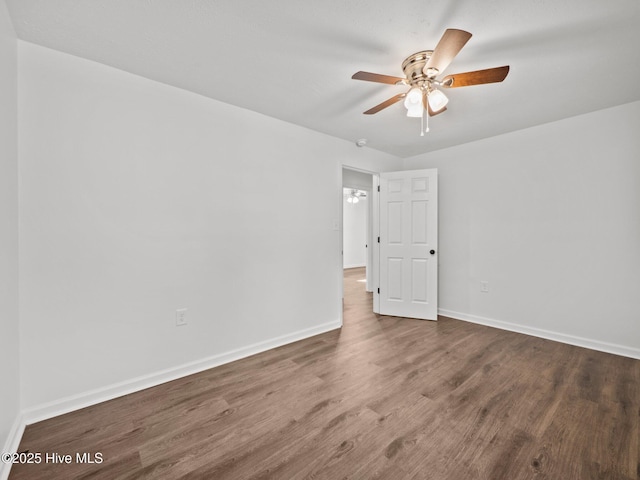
401, 50, 435, 89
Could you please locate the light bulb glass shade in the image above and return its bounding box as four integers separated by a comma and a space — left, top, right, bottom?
352, 196, 359, 204
406, 104, 423, 117
428, 89, 448, 113
347, 196, 353, 203
404, 88, 424, 117
404, 88, 422, 105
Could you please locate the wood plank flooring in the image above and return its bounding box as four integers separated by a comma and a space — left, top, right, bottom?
10, 267, 640, 479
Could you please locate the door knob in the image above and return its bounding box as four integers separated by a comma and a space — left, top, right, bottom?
430, 249, 436, 255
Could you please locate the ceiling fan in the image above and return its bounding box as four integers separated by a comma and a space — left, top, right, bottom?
352, 29, 509, 125
345, 188, 366, 204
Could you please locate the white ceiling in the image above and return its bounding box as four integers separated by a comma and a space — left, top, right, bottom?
6, 0, 640, 158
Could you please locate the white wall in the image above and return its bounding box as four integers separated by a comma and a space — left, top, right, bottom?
404, 101, 640, 357
18, 41, 401, 414
0, 0, 20, 462
343, 192, 367, 268
342, 168, 374, 191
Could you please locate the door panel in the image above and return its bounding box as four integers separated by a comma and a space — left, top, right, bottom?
378, 169, 438, 320
412, 200, 428, 244
387, 202, 403, 244
411, 258, 428, 303
387, 257, 403, 300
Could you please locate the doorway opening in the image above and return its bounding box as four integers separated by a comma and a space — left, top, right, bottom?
342, 167, 376, 316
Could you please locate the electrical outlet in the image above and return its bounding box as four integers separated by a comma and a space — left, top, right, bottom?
176, 308, 188, 326
480, 281, 489, 293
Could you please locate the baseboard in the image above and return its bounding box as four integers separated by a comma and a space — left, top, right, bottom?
0, 412, 26, 480
439, 308, 640, 360
343, 264, 365, 269
21, 319, 342, 426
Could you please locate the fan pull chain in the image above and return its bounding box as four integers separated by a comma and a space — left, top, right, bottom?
420, 108, 425, 136
425, 98, 430, 133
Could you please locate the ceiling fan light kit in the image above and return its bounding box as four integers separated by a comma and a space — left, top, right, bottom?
404, 88, 423, 117
352, 29, 509, 135
428, 89, 449, 113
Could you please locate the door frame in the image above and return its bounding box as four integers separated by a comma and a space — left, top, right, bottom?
341, 166, 438, 320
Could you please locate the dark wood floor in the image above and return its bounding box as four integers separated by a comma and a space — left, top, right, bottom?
11, 267, 640, 479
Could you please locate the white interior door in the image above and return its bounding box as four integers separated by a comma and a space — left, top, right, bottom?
377, 169, 438, 320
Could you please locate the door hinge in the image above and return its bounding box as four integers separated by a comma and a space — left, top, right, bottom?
377, 236, 380, 243
377, 185, 380, 192
377, 287, 380, 294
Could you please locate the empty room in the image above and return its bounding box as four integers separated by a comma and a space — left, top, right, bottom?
1, 1, 639, 479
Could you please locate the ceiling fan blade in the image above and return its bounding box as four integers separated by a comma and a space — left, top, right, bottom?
441, 66, 510, 88
352, 71, 406, 85
424, 29, 472, 75
363, 93, 406, 114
